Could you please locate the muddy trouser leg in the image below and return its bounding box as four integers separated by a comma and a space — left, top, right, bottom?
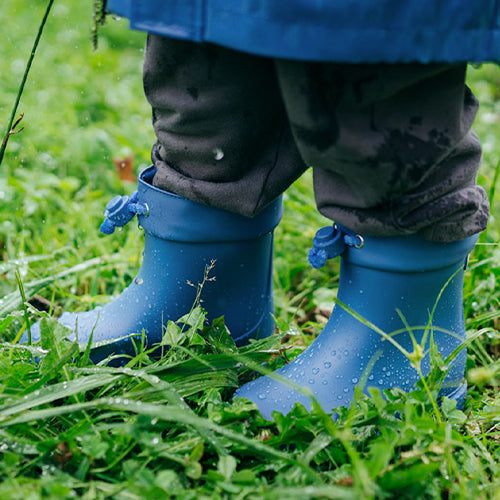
274, 61, 489, 242
144, 35, 488, 241
143, 35, 308, 216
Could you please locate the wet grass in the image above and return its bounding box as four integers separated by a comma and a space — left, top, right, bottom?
0, 1, 499, 498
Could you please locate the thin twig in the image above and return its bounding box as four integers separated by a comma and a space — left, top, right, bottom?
0, 0, 55, 166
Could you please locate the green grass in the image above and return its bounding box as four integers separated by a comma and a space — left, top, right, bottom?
1, 1, 499, 498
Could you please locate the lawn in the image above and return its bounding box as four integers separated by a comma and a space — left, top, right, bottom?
0, 1, 499, 498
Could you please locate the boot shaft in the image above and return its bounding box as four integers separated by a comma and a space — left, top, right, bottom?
338, 232, 477, 396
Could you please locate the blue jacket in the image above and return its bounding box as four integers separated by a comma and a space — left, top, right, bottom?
107, 0, 500, 63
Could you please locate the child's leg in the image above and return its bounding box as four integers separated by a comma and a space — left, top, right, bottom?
275, 61, 488, 241
144, 35, 308, 216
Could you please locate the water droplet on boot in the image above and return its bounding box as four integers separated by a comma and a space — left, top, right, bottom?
324, 361, 332, 369
351, 378, 358, 384
135, 277, 144, 285
258, 393, 267, 400
312, 368, 319, 375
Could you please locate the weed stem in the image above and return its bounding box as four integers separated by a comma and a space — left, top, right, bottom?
0, 0, 55, 166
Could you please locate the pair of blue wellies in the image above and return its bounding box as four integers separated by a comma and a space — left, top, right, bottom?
29, 166, 476, 419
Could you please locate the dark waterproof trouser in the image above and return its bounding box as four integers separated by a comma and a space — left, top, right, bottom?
144, 35, 489, 242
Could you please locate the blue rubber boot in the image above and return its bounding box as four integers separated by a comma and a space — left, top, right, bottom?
28, 166, 282, 360
235, 224, 477, 420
